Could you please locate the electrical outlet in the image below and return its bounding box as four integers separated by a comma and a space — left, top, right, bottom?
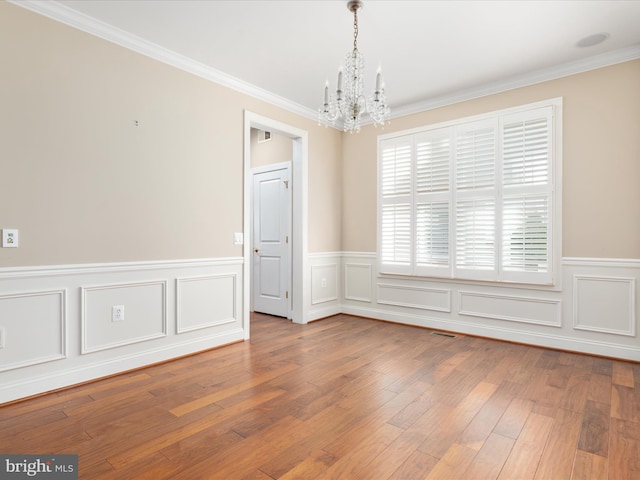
0, 327, 4, 349
321, 278, 327, 288
112, 305, 125, 322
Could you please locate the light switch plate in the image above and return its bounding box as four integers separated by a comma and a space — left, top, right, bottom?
234, 232, 244, 245
2, 229, 18, 248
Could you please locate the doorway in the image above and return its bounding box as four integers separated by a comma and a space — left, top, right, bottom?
243, 112, 309, 337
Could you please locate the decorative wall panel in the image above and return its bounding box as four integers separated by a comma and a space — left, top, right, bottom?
177, 274, 237, 333
344, 263, 372, 302
378, 283, 451, 313
573, 275, 635, 336
0, 289, 66, 372
459, 291, 561, 327
81, 281, 167, 353
311, 263, 338, 305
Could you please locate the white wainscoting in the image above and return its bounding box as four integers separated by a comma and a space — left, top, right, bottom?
176, 274, 237, 333
2, 253, 638, 403
379, 283, 451, 313
344, 263, 372, 302
459, 291, 561, 327
308, 253, 341, 321
573, 274, 636, 336
0, 258, 243, 404
0, 289, 66, 372
342, 253, 640, 361
82, 280, 167, 353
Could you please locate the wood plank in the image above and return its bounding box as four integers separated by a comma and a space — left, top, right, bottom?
559, 370, 590, 413
456, 383, 516, 451
277, 450, 337, 480
463, 432, 515, 480
356, 430, 428, 480
577, 400, 610, 457
587, 372, 612, 405
388, 450, 439, 480
611, 384, 639, 422
424, 443, 478, 480
497, 413, 555, 479
493, 397, 534, 439
612, 360, 635, 387
315, 423, 403, 479
534, 408, 583, 479
608, 418, 640, 479
418, 382, 498, 458
571, 450, 608, 480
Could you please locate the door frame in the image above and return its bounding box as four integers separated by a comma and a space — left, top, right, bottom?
243, 111, 309, 337
250, 162, 292, 318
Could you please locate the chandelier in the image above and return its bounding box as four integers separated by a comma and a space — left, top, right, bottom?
319, 0, 390, 132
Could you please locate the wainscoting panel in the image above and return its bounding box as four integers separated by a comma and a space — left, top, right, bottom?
307, 254, 342, 321
378, 283, 451, 313
0, 289, 66, 372
81, 281, 167, 354
311, 263, 338, 305
177, 274, 237, 333
459, 291, 562, 327
344, 263, 372, 302
573, 275, 636, 336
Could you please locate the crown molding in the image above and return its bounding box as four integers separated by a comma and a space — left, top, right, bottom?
9, 0, 319, 123
389, 44, 640, 120
11, 1, 640, 128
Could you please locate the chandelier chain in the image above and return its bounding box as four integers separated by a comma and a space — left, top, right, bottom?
353, 8, 359, 51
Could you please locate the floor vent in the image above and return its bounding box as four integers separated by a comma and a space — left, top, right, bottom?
431, 331, 456, 338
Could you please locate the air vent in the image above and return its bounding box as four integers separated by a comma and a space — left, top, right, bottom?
258, 130, 272, 143
431, 331, 456, 338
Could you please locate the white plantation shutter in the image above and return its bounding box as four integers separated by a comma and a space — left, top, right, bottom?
454, 120, 498, 280
416, 201, 449, 269
501, 107, 553, 283
414, 129, 451, 274
456, 122, 496, 190
502, 195, 549, 272
455, 199, 496, 273
378, 100, 558, 284
381, 140, 412, 197
503, 109, 551, 186
416, 129, 451, 194
381, 203, 411, 266
379, 138, 413, 273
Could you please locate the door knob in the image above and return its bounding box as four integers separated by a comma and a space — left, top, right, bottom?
254, 248, 259, 253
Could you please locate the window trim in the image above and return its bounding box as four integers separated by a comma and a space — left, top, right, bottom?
377, 98, 562, 286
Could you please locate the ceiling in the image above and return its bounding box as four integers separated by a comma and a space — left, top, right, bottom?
21, 0, 640, 120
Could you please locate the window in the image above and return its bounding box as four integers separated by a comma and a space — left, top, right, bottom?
378, 99, 561, 285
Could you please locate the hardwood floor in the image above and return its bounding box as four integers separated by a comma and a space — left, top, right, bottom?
1, 313, 639, 479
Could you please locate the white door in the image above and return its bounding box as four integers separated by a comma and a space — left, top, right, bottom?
252, 165, 291, 318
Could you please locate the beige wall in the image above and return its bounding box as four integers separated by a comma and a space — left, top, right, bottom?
2, 1, 636, 268
0, 2, 342, 267
342, 60, 640, 259
250, 129, 293, 168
